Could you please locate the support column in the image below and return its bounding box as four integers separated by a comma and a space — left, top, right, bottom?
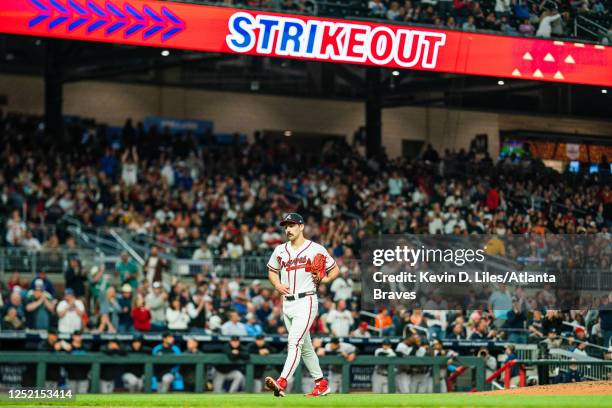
365, 67, 382, 159
44, 39, 63, 140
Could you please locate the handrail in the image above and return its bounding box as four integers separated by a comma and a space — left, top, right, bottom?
486, 359, 525, 389
109, 229, 145, 266
0, 352, 481, 393
446, 365, 468, 392
577, 14, 608, 35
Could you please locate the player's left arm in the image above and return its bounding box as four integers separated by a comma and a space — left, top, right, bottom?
320, 263, 340, 284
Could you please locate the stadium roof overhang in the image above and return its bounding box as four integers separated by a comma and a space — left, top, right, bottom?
0, 1, 610, 119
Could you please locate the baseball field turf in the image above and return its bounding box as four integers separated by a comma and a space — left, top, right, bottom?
1, 393, 611, 408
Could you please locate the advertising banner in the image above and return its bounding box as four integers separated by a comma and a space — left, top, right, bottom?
0, 1, 611, 86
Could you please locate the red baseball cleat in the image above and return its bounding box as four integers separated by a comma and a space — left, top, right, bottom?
304, 378, 330, 397
265, 376, 287, 397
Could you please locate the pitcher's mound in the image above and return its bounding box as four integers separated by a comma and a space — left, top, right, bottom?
481, 381, 612, 396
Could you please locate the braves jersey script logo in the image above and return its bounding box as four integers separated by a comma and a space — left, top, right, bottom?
278, 256, 313, 271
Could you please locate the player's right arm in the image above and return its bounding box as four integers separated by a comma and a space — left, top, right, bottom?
268, 247, 290, 295
269, 269, 290, 295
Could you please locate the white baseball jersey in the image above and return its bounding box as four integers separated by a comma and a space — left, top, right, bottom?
267, 240, 336, 295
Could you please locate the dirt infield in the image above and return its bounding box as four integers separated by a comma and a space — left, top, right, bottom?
481, 381, 612, 396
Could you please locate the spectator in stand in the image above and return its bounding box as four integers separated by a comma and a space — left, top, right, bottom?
448, 323, 467, 340
65, 257, 87, 299
329, 267, 354, 302
29, 270, 55, 297
166, 297, 191, 331
132, 293, 151, 332
504, 297, 527, 343
519, 19, 535, 36
528, 309, 545, 340
326, 299, 354, 337
2, 289, 26, 329
56, 288, 85, 334
144, 246, 168, 285
6, 272, 26, 292
3, 305, 25, 330
387, 1, 402, 20
221, 310, 247, 336
22, 230, 42, 251
214, 335, 248, 392
351, 321, 372, 337
453, 0, 469, 24
369, 0, 387, 17
488, 283, 513, 328
121, 147, 139, 187
145, 281, 168, 331
536, 9, 562, 38
462, 15, 477, 31
192, 242, 213, 261
25, 279, 56, 330
118, 284, 134, 332
495, 0, 512, 17
375, 307, 394, 336
115, 251, 140, 289
514, 0, 530, 19
99, 286, 121, 333
245, 312, 264, 337
5, 209, 27, 246
600, 296, 612, 349
88, 265, 110, 309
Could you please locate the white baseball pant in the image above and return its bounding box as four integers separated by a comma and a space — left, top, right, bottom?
410, 373, 433, 393
372, 371, 390, 393
280, 295, 323, 382
122, 373, 144, 392
395, 372, 411, 393
213, 370, 244, 392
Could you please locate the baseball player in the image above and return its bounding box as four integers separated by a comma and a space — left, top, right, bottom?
372, 338, 396, 393
265, 213, 340, 397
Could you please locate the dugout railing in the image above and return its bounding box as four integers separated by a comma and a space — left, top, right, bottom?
0, 353, 486, 393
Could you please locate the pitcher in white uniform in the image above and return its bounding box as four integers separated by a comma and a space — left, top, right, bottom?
265, 213, 340, 397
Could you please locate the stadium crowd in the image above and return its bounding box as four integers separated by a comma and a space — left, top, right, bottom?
0, 110, 612, 392
210, 0, 612, 43
371, 0, 611, 39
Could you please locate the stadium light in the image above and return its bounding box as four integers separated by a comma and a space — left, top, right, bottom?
161, 50, 170, 57
392, 70, 400, 76
284, 130, 292, 137
603, 89, 608, 94
498, 80, 505, 86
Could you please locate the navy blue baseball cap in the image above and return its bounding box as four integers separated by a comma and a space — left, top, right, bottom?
280, 213, 304, 226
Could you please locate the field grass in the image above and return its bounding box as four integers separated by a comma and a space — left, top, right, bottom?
1, 393, 611, 408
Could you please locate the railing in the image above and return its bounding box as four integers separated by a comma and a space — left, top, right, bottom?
446, 365, 469, 392
517, 359, 612, 385
0, 248, 103, 280
547, 348, 612, 381
576, 14, 610, 42
0, 352, 485, 393
486, 359, 526, 389
4, 245, 612, 289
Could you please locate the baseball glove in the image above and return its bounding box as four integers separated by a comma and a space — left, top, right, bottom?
310, 253, 327, 284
